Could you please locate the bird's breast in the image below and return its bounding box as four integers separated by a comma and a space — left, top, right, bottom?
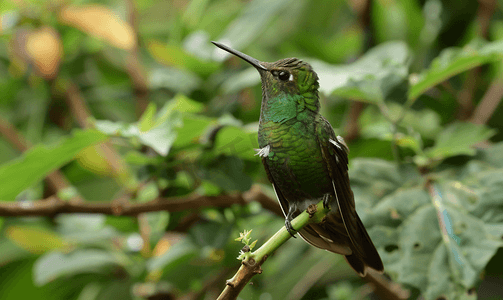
259, 120, 332, 201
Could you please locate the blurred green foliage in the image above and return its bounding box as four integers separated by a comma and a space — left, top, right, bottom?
0, 0, 503, 299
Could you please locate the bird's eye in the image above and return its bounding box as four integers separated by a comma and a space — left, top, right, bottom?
278, 71, 290, 81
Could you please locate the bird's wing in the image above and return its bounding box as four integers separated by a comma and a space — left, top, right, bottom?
316, 116, 383, 273
260, 155, 289, 217
261, 155, 352, 255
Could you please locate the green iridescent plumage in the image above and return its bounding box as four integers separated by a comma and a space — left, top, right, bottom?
213, 42, 384, 276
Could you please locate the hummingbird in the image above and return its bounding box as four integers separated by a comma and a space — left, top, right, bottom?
212, 42, 384, 276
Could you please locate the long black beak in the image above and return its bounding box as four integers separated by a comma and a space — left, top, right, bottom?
212, 41, 267, 71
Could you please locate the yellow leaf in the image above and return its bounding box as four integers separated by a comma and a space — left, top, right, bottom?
75, 144, 114, 176
25, 26, 63, 79
152, 237, 171, 257
6, 226, 69, 254
59, 4, 135, 50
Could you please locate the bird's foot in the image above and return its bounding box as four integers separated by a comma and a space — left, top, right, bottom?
285, 219, 297, 238
307, 204, 317, 218
322, 194, 332, 210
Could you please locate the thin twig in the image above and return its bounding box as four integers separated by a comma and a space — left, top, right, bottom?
344, 101, 365, 142
365, 269, 410, 300
457, 0, 496, 120
343, 0, 372, 142
65, 81, 93, 128
456, 69, 478, 120
0, 117, 31, 151
126, 0, 150, 117
469, 78, 503, 125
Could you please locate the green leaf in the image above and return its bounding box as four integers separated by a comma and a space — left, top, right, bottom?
56, 214, 119, 245
0, 129, 107, 201
476, 142, 503, 168
148, 41, 219, 77
216, 0, 292, 50
144, 211, 170, 244
311, 41, 410, 103
212, 126, 258, 160
425, 122, 496, 160
34, 250, 120, 286
139, 102, 157, 132
200, 155, 252, 192
170, 94, 205, 114
146, 239, 197, 271
409, 39, 503, 101
137, 182, 160, 203
190, 221, 233, 249
150, 67, 202, 94
351, 154, 503, 300
220, 67, 261, 94
6, 226, 69, 254
173, 114, 214, 148
96, 95, 208, 156
360, 104, 441, 141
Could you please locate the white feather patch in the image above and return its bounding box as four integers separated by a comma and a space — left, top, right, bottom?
320, 235, 334, 243
254, 145, 270, 157
329, 138, 342, 151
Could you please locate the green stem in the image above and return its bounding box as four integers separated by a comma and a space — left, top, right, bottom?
251, 200, 329, 262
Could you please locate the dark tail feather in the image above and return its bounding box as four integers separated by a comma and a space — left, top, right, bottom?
345, 254, 367, 276
354, 214, 384, 274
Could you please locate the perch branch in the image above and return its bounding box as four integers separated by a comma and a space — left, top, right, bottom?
217, 201, 329, 300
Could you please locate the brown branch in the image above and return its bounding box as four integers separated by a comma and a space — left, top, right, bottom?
217, 257, 265, 300
477, 0, 496, 39
343, 0, 372, 142
126, 0, 149, 117
287, 256, 338, 300
242, 184, 282, 217
0, 185, 277, 217
344, 101, 365, 142
0, 194, 244, 217
365, 269, 410, 300
0, 117, 31, 151
469, 78, 503, 125
179, 269, 232, 300
456, 68, 478, 120
457, 0, 496, 120
65, 81, 93, 128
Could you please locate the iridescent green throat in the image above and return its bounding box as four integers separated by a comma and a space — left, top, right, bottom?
262, 93, 318, 124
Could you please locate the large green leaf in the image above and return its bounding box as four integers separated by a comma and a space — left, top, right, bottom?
146, 239, 197, 271
216, 0, 292, 51
424, 122, 496, 160
311, 41, 410, 103
33, 250, 121, 286
6, 226, 68, 254
409, 39, 503, 101
148, 41, 219, 77
96, 95, 206, 156
0, 129, 107, 201
212, 126, 259, 160
351, 147, 503, 300
199, 155, 252, 192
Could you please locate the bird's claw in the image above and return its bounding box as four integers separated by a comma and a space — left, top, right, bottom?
285, 219, 297, 238
322, 194, 332, 210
